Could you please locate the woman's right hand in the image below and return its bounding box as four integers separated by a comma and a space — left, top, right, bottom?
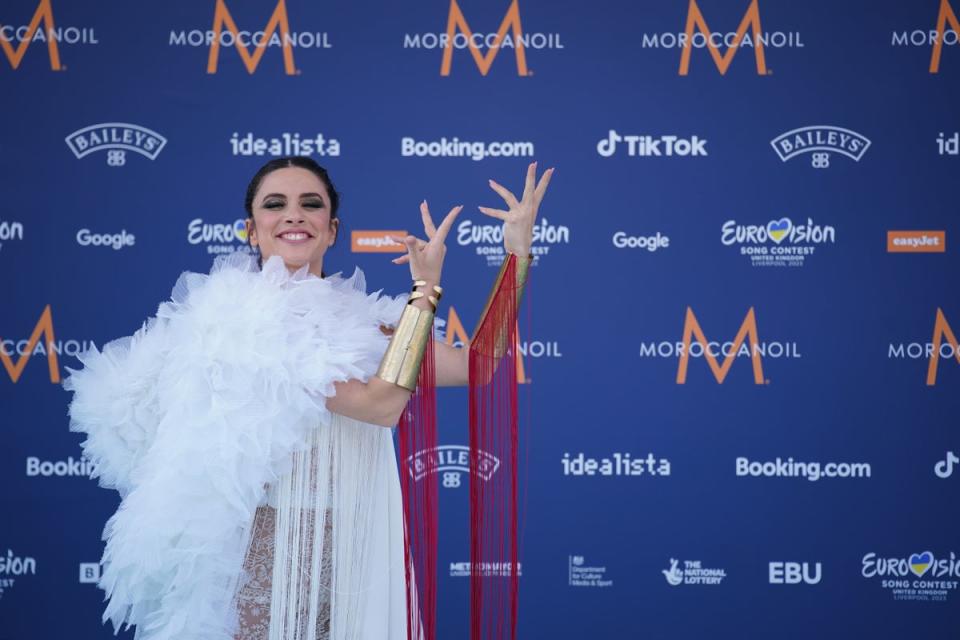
391, 201, 462, 286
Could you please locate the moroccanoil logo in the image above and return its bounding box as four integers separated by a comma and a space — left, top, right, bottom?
403, 0, 563, 76
639, 308, 801, 384
891, 0, 959, 73
1, 0, 98, 71
0, 306, 94, 384
888, 309, 960, 385
168, 0, 331, 75
640, 0, 803, 76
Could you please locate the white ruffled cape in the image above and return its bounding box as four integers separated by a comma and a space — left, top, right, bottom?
65, 254, 412, 640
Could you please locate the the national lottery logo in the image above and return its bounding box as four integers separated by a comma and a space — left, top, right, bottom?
403, 0, 563, 77
1, 306, 95, 384
639, 0, 804, 76
0, 549, 37, 600
229, 132, 339, 157
597, 130, 707, 158
0, 218, 24, 253
663, 558, 726, 586
187, 218, 253, 255
456, 217, 569, 267
887, 308, 959, 385
935, 451, 958, 478
890, 0, 959, 73
169, 0, 332, 75
770, 126, 870, 169
0, 0, 99, 71
937, 132, 959, 155
65, 123, 167, 167
561, 452, 671, 477
721, 217, 835, 267
568, 555, 613, 588
406, 445, 499, 489
862, 551, 960, 602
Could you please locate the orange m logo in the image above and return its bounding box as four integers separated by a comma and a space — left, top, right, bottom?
0, 305, 60, 384
927, 308, 960, 385
679, 0, 767, 75
445, 306, 528, 383
676, 307, 765, 384
930, 0, 960, 73
0, 0, 61, 70
208, 0, 295, 74
441, 0, 528, 76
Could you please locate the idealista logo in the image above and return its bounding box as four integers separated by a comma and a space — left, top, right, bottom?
568, 555, 612, 588
891, 0, 958, 73
561, 452, 671, 477
351, 231, 406, 253
0, 0, 98, 71
0, 218, 24, 253
404, 0, 562, 76
736, 457, 871, 481
935, 451, 958, 478
938, 131, 959, 155
888, 308, 959, 385
639, 0, 803, 76
0, 549, 37, 600
169, 0, 331, 75
1, 306, 94, 384
230, 132, 339, 158
639, 307, 800, 384
597, 130, 708, 158
456, 217, 569, 267
65, 123, 167, 167
887, 231, 945, 253
862, 551, 960, 602
406, 444, 500, 489
769, 562, 821, 585
663, 558, 726, 586
722, 217, 835, 267
612, 231, 670, 252
771, 126, 870, 169
444, 305, 562, 384
187, 218, 252, 255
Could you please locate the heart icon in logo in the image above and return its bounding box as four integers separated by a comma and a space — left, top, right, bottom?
767, 218, 792, 244
909, 551, 934, 577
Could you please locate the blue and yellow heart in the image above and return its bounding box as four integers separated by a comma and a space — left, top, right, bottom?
766, 218, 792, 244
909, 551, 933, 577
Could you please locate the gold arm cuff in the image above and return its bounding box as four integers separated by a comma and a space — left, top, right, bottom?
377, 303, 435, 390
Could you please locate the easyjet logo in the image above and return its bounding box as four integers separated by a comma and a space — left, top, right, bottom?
1, 306, 59, 383
1, 0, 98, 71
892, 0, 959, 73
169, 0, 332, 75
351, 231, 406, 253
888, 309, 960, 385
403, 0, 563, 76
887, 231, 946, 253
445, 306, 529, 383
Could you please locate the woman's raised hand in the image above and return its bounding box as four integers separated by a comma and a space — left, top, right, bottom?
391, 201, 462, 284
479, 162, 554, 257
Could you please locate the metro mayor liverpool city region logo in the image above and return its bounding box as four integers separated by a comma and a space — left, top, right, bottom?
891, 0, 959, 73
168, 0, 331, 75
639, 0, 803, 76
1, 0, 98, 71
406, 445, 499, 489
770, 126, 870, 169
403, 0, 562, 76
65, 123, 167, 167
862, 551, 960, 602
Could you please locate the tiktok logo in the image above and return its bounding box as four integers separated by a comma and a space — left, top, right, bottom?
935, 451, 958, 479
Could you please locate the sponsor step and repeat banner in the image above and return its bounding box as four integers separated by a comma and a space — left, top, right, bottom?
1, 0, 958, 638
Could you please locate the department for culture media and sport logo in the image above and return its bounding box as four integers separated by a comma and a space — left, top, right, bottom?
663, 558, 726, 586
568, 555, 612, 588
1, 0, 98, 71
770, 126, 870, 169
65, 123, 167, 167
888, 308, 960, 385
639, 0, 803, 76
169, 0, 331, 75
891, 0, 959, 73
862, 551, 960, 602
406, 445, 500, 489
721, 217, 835, 267
0, 549, 37, 600
403, 0, 562, 76
596, 130, 707, 158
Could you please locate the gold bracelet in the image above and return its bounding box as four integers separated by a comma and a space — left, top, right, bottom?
377, 302, 435, 390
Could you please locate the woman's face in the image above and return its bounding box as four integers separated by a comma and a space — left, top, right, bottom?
247, 167, 338, 277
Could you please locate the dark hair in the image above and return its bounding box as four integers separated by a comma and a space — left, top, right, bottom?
244, 156, 340, 219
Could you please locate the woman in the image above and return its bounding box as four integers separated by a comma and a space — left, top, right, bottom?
65, 156, 553, 640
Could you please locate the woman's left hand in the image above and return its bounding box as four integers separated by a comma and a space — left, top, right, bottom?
479, 162, 554, 257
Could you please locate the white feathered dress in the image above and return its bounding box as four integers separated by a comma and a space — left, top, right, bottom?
65, 253, 413, 640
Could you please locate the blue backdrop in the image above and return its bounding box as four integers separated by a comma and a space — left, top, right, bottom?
1, 0, 959, 638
